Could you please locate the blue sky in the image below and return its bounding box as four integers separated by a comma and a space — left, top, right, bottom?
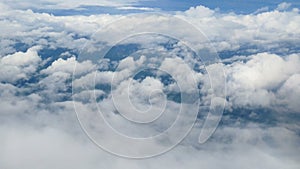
29, 0, 300, 15
137, 0, 300, 12
33, 0, 300, 15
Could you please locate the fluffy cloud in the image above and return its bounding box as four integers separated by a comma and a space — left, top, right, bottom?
0, 46, 41, 83
41, 57, 96, 76
0, 2, 299, 169
1, 2, 299, 56
178, 5, 300, 53
226, 52, 300, 112
276, 73, 300, 112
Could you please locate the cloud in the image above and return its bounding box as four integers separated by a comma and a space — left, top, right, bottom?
0, 123, 299, 169
178, 6, 300, 54
159, 57, 201, 93
0, 2, 299, 57
0, 126, 105, 169
228, 53, 299, 90
2, 0, 145, 10
254, 6, 269, 14
0, 46, 41, 83
183, 5, 214, 17
276, 73, 300, 112
0, 3, 299, 169
41, 57, 96, 76
277, 2, 292, 11
226, 52, 300, 113
117, 6, 156, 11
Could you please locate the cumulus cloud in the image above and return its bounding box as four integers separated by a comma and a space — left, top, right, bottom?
0, 2, 300, 169
1, 2, 299, 57
0, 46, 41, 83
177, 5, 300, 54
276, 73, 300, 112
41, 57, 96, 76
226, 52, 300, 112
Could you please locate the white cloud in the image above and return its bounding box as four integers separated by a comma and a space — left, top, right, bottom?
183, 5, 214, 17
159, 57, 201, 93
226, 53, 300, 112
42, 57, 96, 76
228, 53, 299, 90
0, 2, 299, 57
0, 3, 299, 169
117, 6, 156, 11
2, 0, 144, 10
277, 2, 292, 11
0, 126, 106, 169
0, 46, 41, 83
178, 6, 300, 52
0, 123, 299, 169
277, 74, 300, 112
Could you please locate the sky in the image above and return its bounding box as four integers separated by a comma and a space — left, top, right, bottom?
4, 0, 300, 15
0, 0, 300, 169
137, 0, 300, 12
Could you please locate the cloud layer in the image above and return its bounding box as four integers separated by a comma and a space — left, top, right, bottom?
0, 2, 299, 169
